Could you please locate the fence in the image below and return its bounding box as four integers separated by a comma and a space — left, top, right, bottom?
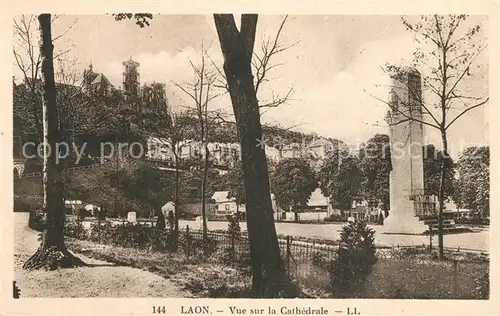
181, 227, 337, 270
67, 219, 489, 297
170, 225, 339, 290
159, 224, 489, 295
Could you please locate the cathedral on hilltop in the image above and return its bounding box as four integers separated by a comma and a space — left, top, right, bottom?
83, 57, 168, 113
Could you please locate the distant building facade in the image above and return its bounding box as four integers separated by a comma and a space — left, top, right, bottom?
308, 138, 337, 159
83, 63, 116, 96
141, 82, 167, 113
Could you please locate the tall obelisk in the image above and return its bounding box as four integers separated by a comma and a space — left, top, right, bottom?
384, 68, 428, 234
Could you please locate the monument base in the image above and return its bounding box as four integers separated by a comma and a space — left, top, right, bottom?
383, 211, 428, 235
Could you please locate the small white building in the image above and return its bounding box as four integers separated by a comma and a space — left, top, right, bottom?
211, 191, 246, 216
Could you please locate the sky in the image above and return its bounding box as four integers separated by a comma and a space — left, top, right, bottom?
13, 14, 490, 159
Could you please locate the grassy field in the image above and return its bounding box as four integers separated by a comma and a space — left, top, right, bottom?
67, 238, 252, 298
360, 259, 488, 299
65, 234, 489, 299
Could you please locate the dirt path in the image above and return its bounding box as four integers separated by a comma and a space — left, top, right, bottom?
14, 213, 191, 297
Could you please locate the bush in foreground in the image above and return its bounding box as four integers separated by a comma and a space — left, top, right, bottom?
65, 220, 220, 259
330, 220, 377, 297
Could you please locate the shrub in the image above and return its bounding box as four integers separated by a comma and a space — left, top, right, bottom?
330, 221, 377, 297
147, 228, 173, 252
227, 216, 241, 240
312, 251, 330, 268
64, 220, 87, 239
202, 236, 218, 257
222, 216, 242, 264
180, 229, 219, 260
475, 271, 489, 299
77, 221, 175, 252
180, 228, 195, 258
222, 247, 236, 265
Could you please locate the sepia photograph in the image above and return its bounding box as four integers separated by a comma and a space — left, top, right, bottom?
7, 9, 494, 310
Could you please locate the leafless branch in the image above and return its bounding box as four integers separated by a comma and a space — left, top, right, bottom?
445, 46, 487, 101
259, 87, 294, 108
53, 17, 79, 41
445, 97, 489, 130
364, 89, 441, 130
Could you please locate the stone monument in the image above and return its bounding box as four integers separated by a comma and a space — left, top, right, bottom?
384, 68, 429, 234
127, 211, 137, 223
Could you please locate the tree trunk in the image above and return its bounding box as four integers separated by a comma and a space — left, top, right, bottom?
173, 152, 180, 250
214, 14, 290, 298
23, 14, 84, 270
437, 130, 448, 260
201, 142, 209, 239
437, 44, 449, 261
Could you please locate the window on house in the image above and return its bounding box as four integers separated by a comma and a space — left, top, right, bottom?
225, 204, 230, 211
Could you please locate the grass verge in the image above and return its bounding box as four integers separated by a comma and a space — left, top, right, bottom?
66, 238, 251, 297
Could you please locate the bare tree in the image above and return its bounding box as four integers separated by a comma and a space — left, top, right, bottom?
214, 14, 294, 298
141, 104, 193, 249
13, 15, 77, 141
23, 14, 85, 270
173, 48, 222, 239
253, 15, 297, 113
13, 15, 43, 141
370, 15, 488, 259
212, 15, 296, 118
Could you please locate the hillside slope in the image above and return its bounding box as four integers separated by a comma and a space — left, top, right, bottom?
14, 159, 150, 215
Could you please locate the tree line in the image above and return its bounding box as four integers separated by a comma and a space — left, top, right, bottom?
221, 134, 489, 221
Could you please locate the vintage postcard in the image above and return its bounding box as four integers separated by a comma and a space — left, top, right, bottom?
1, 1, 498, 316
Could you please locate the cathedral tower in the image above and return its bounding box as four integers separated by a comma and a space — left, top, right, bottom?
123, 58, 140, 97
